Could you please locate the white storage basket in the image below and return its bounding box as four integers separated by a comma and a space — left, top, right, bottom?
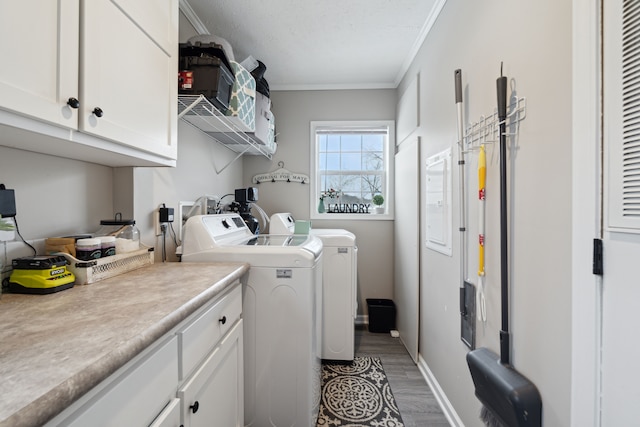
60, 245, 154, 285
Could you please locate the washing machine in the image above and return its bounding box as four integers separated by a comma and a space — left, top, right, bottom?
181, 214, 323, 427
270, 213, 357, 361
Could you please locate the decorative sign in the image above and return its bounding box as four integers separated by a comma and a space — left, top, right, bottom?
325, 203, 372, 214
252, 161, 309, 184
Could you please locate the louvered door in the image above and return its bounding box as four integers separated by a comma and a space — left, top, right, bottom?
606, 0, 640, 231
601, 1, 640, 424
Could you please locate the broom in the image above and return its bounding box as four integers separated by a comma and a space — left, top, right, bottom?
466, 67, 542, 427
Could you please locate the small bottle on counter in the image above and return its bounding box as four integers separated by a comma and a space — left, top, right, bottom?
76, 238, 102, 261
99, 235, 116, 258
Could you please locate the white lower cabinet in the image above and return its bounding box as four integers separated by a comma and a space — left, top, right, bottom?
149, 398, 181, 427
60, 336, 179, 427
179, 284, 243, 381
45, 281, 243, 427
179, 320, 244, 427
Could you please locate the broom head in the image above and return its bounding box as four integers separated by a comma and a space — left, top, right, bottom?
467, 347, 542, 426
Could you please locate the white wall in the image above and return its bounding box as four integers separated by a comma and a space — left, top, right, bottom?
0, 145, 112, 240
397, 0, 572, 425
244, 89, 397, 315
133, 121, 243, 261
129, 11, 244, 261
0, 123, 243, 269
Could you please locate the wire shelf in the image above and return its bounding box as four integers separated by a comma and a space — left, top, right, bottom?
464, 96, 527, 147
178, 94, 275, 159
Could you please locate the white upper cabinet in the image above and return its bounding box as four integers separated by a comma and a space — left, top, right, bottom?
0, 1, 80, 128
80, 0, 178, 160
0, 0, 179, 167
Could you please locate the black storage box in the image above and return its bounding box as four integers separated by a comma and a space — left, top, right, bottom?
179, 42, 235, 112
367, 299, 396, 333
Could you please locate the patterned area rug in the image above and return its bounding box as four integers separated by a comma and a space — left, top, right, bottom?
317, 357, 405, 426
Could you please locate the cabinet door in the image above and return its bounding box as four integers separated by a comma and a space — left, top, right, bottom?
0, 0, 79, 128
80, 0, 178, 160
63, 336, 179, 427
179, 320, 244, 427
112, 0, 178, 55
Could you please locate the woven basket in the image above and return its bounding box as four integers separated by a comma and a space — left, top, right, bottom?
60, 245, 154, 285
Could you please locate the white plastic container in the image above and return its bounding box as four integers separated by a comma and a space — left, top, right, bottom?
99, 236, 116, 257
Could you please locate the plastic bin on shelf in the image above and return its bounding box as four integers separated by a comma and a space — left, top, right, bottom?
179, 42, 235, 113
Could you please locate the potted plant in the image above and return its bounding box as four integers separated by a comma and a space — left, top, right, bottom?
319, 188, 341, 213
372, 194, 385, 214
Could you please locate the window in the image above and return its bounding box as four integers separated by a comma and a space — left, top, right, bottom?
310, 120, 394, 219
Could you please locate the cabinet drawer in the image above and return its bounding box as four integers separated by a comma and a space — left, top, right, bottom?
63, 336, 178, 427
179, 283, 242, 380
178, 320, 243, 427
149, 398, 181, 427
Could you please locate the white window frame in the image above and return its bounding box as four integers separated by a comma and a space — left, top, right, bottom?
309, 120, 395, 220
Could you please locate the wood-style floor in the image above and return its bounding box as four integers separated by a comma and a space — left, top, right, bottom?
354, 325, 451, 427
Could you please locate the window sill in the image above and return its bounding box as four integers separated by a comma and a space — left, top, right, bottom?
310, 212, 394, 221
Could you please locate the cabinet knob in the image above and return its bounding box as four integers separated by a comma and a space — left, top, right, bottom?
67, 97, 80, 109
219, 315, 227, 325
190, 401, 200, 414
92, 107, 104, 118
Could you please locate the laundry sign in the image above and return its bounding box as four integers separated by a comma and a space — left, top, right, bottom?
325, 203, 372, 214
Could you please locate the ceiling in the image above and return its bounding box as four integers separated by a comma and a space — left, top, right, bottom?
180, 0, 444, 91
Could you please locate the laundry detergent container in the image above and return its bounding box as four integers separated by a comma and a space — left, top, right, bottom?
366, 299, 396, 333
224, 60, 256, 132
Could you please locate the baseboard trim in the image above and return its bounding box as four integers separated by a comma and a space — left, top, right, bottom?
417, 354, 464, 427
356, 314, 368, 325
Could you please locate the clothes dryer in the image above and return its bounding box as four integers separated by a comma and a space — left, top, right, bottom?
270, 213, 357, 361
181, 214, 323, 427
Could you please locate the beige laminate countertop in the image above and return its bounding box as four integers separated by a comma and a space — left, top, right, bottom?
0, 261, 249, 427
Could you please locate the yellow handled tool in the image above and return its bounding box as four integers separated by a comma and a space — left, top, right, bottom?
478, 144, 486, 276
477, 144, 487, 322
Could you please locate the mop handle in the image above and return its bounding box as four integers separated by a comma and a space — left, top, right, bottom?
455, 69, 467, 316
455, 70, 463, 104
497, 74, 510, 365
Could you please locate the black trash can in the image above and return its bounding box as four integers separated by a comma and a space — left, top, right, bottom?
366, 299, 396, 333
